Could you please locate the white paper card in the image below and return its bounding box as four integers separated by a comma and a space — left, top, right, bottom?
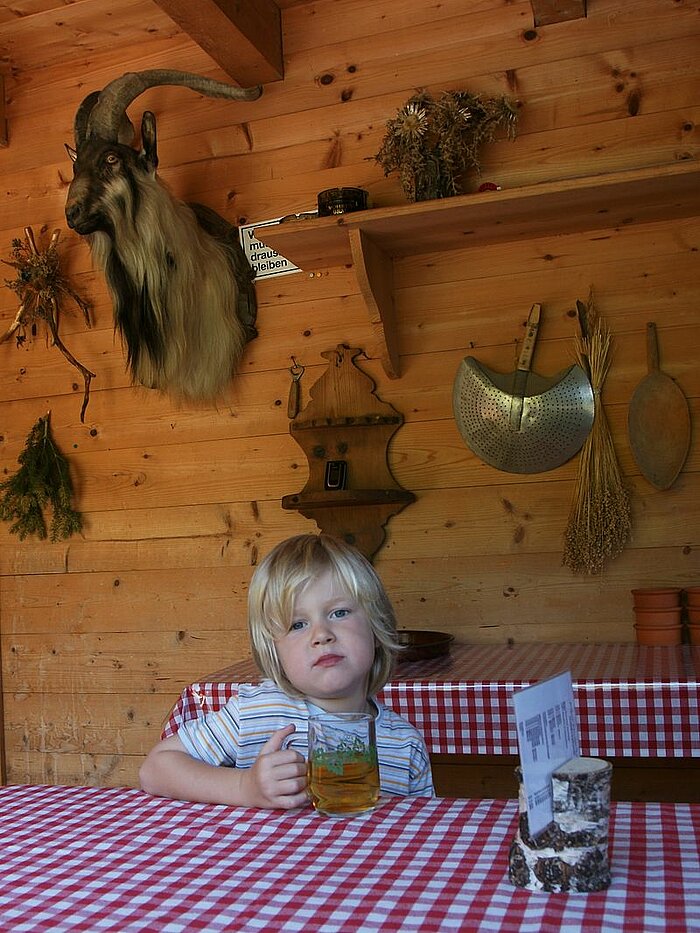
512, 670, 580, 837
239, 219, 302, 280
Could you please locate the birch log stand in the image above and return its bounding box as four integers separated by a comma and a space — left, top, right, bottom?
509, 757, 613, 893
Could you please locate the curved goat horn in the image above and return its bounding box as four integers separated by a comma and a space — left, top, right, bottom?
73, 91, 100, 148
74, 89, 135, 148
85, 70, 262, 142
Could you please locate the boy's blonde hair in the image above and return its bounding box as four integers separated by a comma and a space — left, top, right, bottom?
248, 534, 399, 698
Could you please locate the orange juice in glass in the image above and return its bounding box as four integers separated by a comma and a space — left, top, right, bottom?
307, 713, 380, 816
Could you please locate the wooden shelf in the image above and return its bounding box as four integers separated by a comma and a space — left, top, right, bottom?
254, 161, 700, 379
282, 488, 415, 510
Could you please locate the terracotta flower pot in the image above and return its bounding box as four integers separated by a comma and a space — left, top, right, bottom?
633, 624, 682, 646
631, 588, 682, 609
686, 608, 700, 625
687, 624, 700, 646
633, 607, 683, 627
683, 587, 700, 608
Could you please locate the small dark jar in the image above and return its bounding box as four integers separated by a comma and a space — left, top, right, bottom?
317, 187, 369, 216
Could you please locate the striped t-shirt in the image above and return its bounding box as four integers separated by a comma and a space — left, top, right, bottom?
178, 681, 435, 798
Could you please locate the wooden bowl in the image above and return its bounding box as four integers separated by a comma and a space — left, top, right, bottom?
396, 630, 454, 663
632, 587, 682, 609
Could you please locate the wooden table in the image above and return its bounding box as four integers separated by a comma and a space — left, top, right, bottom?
1, 784, 698, 932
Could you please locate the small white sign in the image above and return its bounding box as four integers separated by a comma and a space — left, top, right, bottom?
239, 218, 301, 280
512, 670, 580, 837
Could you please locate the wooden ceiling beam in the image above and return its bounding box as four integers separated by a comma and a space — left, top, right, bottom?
530, 0, 586, 26
152, 0, 283, 87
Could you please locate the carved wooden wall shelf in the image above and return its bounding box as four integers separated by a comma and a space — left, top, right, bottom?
282, 345, 415, 560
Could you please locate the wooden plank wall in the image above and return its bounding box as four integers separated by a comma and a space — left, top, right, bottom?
0, 0, 698, 787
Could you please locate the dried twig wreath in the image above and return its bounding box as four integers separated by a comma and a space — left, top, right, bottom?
2, 226, 95, 421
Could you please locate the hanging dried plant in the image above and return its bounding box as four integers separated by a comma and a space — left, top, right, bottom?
375, 89, 518, 202
0, 412, 83, 541
563, 293, 631, 575
2, 226, 95, 422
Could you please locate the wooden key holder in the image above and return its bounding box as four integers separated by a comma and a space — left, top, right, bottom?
282, 345, 415, 560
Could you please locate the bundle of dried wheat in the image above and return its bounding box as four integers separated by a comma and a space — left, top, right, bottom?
563, 295, 631, 574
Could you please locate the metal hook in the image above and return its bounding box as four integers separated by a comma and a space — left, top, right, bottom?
288, 357, 304, 418
290, 356, 305, 381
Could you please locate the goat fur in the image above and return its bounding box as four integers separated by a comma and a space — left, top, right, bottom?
86, 169, 256, 401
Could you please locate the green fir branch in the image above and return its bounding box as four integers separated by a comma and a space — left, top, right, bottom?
0, 413, 83, 541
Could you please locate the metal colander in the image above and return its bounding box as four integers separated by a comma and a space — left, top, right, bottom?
453, 359, 595, 473
452, 303, 595, 474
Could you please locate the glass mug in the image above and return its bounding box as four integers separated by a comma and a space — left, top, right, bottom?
307, 712, 380, 817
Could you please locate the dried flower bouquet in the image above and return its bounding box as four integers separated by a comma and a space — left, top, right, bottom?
375, 89, 518, 202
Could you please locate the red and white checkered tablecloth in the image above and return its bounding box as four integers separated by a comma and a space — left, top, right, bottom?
0, 784, 698, 932
162, 644, 700, 758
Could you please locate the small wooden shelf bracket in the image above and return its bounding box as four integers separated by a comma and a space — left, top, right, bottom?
348, 228, 399, 379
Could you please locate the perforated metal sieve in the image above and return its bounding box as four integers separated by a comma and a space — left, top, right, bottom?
452, 305, 595, 474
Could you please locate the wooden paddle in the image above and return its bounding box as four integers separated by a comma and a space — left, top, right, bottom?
628, 322, 691, 490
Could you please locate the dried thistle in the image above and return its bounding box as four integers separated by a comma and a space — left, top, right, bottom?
2, 226, 95, 421
563, 292, 631, 574
376, 89, 518, 202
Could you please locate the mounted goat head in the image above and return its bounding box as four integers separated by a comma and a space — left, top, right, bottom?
65, 70, 262, 402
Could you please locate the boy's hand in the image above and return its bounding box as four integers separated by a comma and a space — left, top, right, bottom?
244, 724, 309, 809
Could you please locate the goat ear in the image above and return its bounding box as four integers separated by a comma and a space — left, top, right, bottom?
141, 111, 158, 170
65, 144, 77, 163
